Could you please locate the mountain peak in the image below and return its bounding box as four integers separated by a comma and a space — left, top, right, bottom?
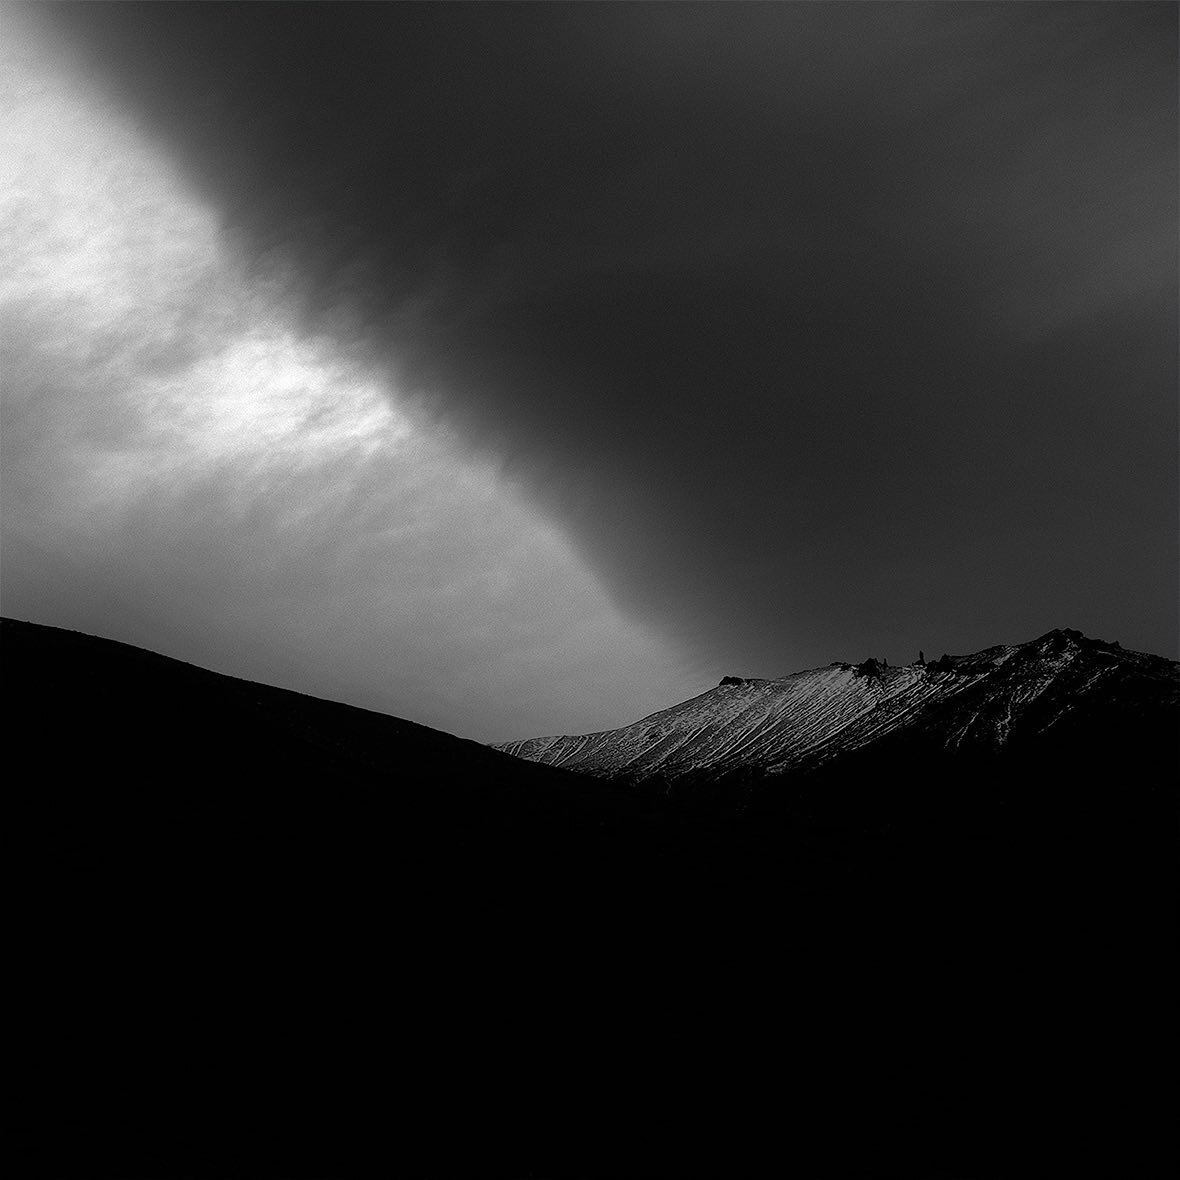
496, 628, 1178, 793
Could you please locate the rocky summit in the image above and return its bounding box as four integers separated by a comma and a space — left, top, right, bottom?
495, 628, 1179, 797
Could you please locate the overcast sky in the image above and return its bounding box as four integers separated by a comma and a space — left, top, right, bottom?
2, 3, 1176, 741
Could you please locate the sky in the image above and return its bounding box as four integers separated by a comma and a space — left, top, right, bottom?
2, 3, 1176, 741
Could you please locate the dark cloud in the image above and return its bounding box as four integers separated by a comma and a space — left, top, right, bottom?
31, 2, 1180, 672
0, 10, 697, 743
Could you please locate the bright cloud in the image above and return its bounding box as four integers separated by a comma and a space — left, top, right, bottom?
0, 12, 699, 741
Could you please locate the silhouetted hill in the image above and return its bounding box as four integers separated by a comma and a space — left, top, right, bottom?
9, 619, 1176, 1178
6, 614, 685, 849
6, 618, 679, 1177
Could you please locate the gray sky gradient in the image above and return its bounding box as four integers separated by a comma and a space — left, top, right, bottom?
3, 4, 1176, 739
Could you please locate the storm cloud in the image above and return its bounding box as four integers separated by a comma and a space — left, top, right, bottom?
4, 3, 1176, 737
0, 8, 700, 740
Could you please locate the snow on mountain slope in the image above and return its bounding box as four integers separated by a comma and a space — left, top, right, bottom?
495, 629, 1180, 786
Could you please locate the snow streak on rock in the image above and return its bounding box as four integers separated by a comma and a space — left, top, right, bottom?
494, 630, 1180, 786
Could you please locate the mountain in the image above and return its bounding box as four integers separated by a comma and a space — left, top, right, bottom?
5, 617, 679, 1178
9, 618, 1176, 1178
496, 628, 1179, 802
2, 613, 664, 834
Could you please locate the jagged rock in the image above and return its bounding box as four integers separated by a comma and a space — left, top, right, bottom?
853, 658, 885, 679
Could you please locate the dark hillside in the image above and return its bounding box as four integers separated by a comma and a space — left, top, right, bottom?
6, 618, 682, 1176
8, 618, 1176, 1178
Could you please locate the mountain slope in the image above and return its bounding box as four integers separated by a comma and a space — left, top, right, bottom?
9, 618, 1176, 1179
5, 617, 686, 1178
497, 628, 1179, 793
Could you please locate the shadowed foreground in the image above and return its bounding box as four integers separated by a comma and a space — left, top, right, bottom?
9, 617, 1176, 1177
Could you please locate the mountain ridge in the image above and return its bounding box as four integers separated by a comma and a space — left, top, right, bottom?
8, 616, 1176, 1178
495, 627, 1179, 793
